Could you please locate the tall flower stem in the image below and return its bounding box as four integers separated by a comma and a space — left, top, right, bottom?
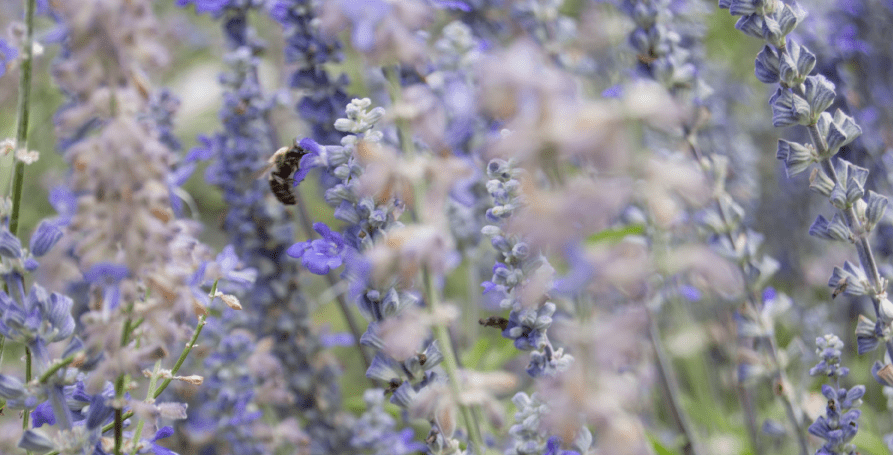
2, 0, 37, 383
807, 116, 893, 363
128, 360, 163, 455
385, 66, 485, 449
423, 265, 485, 453
154, 315, 206, 400
716, 2, 890, 453
737, 384, 760, 454
647, 308, 702, 455
621, 0, 809, 446
113, 374, 125, 455
48, 312, 210, 454
688, 139, 808, 454
22, 347, 31, 433
10, 0, 35, 238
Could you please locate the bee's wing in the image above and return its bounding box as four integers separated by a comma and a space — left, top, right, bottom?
251, 146, 290, 180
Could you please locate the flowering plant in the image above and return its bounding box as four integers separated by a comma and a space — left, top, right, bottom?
2, 0, 893, 454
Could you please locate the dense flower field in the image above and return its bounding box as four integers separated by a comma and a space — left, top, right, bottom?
1, 0, 893, 454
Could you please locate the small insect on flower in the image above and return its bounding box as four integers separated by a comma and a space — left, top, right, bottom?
831, 277, 849, 299
384, 378, 402, 396
479, 316, 509, 331
425, 428, 439, 445
265, 140, 308, 205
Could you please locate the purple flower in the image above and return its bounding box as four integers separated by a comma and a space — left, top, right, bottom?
267, 1, 290, 23
331, 0, 391, 52
83, 263, 130, 312
29, 221, 63, 257
0, 38, 18, 78
543, 436, 581, 455
48, 185, 77, 227
287, 222, 348, 275
601, 84, 623, 98
176, 0, 230, 15
0, 283, 75, 366
0, 229, 23, 259
31, 401, 56, 427
431, 0, 471, 11
298, 137, 325, 164
149, 426, 178, 455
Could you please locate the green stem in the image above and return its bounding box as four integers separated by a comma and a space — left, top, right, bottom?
114, 375, 125, 455
737, 384, 760, 454
149, 283, 215, 397
381, 69, 484, 450
128, 360, 163, 455
10, 0, 36, 237
647, 308, 703, 455
48, 315, 209, 455
22, 347, 31, 433
3, 0, 37, 387
423, 266, 485, 453
120, 301, 136, 347
37, 353, 78, 383
681, 100, 808, 454
464, 249, 481, 344
155, 314, 206, 399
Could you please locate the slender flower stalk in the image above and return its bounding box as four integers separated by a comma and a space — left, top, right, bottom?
176, 1, 353, 452
9, 0, 35, 238
716, 3, 893, 455
423, 265, 486, 453
15, 1, 893, 454
290, 99, 457, 453
717, 0, 893, 371
617, 1, 808, 452
4, 1, 37, 428
808, 334, 864, 455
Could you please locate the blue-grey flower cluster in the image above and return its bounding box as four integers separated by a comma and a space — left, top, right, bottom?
481, 158, 573, 378
719, 0, 893, 364
177, 2, 350, 453
270, 0, 350, 144
348, 388, 427, 455
17, 0, 893, 454
619, 0, 700, 94
289, 99, 438, 452
718, 1, 893, 453
808, 334, 864, 455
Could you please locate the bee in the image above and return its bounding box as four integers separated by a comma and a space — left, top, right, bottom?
425, 428, 439, 445
479, 316, 509, 331
265, 141, 308, 205
417, 353, 427, 366
831, 277, 849, 299
384, 378, 402, 396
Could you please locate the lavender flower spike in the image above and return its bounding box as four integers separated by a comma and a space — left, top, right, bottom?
808, 334, 864, 455
719, 0, 893, 399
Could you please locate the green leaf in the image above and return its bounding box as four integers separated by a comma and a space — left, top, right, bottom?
647, 432, 681, 455
462, 336, 518, 370
463, 338, 491, 367
586, 224, 645, 244
854, 429, 888, 455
